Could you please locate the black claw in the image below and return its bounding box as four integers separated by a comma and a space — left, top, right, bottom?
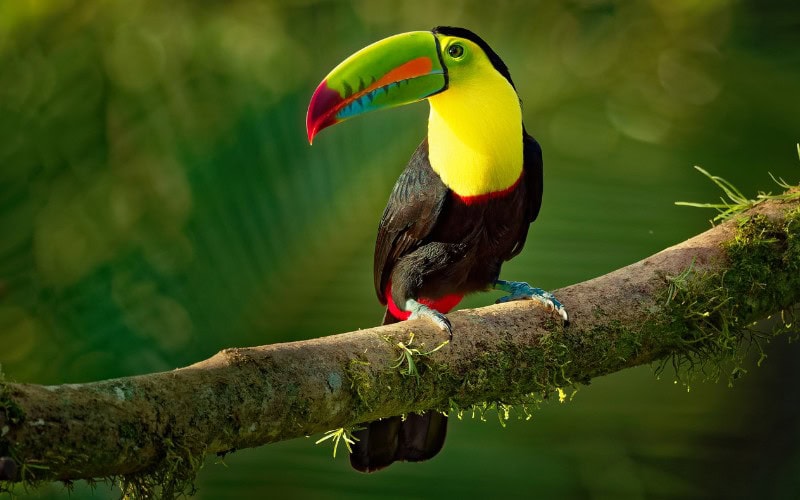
558, 306, 570, 327
408, 301, 453, 340
430, 310, 452, 339
425, 309, 452, 340
441, 314, 453, 340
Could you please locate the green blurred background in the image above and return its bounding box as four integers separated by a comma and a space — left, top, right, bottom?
2, 0, 799, 498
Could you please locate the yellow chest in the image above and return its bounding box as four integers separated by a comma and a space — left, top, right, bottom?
426, 76, 523, 198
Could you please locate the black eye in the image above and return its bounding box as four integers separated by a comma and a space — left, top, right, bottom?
447, 43, 464, 59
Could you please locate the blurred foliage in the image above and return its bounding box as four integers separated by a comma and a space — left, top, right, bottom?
1, 0, 799, 498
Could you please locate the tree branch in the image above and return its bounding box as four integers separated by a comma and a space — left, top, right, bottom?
1, 195, 799, 491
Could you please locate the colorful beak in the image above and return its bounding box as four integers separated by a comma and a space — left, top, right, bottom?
306, 31, 447, 144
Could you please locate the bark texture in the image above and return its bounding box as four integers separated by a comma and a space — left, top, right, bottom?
1, 196, 798, 488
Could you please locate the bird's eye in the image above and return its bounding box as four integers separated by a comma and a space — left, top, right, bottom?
447, 43, 465, 59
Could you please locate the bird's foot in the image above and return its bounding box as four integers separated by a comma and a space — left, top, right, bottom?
493, 280, 569, 325
405, 299, 453, 339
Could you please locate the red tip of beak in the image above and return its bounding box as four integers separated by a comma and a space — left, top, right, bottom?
306, 80, 344, 145
307, 123, 318, 145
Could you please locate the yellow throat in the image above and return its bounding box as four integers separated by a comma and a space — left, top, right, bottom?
426, 49, 523, 198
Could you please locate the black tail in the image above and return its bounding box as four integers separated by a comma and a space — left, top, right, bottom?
349, 412, 448, 473
348, 309, 449, 473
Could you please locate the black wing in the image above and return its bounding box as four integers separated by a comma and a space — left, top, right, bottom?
507, 131, 543, 258
523, 131, 543, 223
374, 139, 449, 303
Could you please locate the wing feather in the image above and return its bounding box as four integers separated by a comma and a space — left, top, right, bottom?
506, 131, 543, 258
523, 131, 543, 223
373, 139, 449, 303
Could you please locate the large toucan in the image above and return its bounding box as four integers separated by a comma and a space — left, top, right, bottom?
307, 26, 568, 472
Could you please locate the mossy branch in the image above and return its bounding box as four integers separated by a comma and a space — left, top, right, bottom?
1, 194, 799, 497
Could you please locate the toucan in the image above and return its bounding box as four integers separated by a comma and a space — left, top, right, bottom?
306, 26, 568, 472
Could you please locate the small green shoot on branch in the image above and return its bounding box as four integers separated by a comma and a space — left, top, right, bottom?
389, 333, 449, 382
315, 428, 360, 458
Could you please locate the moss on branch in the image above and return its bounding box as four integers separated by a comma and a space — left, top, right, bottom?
0, 192, 798, 499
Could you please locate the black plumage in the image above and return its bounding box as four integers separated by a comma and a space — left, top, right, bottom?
375, 135, 542, 311
350, 132, 543, 472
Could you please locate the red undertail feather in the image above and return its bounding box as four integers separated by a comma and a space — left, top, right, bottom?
385, 283, 463, 321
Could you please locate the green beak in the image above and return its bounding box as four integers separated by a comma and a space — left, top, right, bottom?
306, 31, 447, 144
